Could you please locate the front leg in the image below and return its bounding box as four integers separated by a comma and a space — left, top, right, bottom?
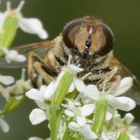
33, 61, 55, 85
28, 52, 57, 87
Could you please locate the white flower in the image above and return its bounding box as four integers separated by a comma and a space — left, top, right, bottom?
63, 99, 95, 126
29, 108, 47, 125
0, 69, 31, 101
68, 77, 86, 92
62, 63, 86, 93
1, 48, 27, 63
26, 82, 57, 108
82, 77, 136, 112
100, 129, 119, 140
69, 122, 97, 140
0, 1, 48, 39
124, 113, 134, 125
26, 85, 47, 110
26, 87, 48, 125
0, 74, 15, 85
100, 112, 139, 140
0, 116, 10, 133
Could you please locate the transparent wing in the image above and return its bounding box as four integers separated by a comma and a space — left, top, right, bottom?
0, 40, 54, 69
112, 57, 140, 105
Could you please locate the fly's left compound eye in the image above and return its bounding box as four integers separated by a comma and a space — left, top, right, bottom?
62, 18, 83, 48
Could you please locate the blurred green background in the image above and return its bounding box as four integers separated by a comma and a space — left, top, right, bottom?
0, 0, 140, 139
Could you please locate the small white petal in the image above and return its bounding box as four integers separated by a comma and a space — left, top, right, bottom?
114, 113, 121, 123
63, 99, 75, 110
67, 64, 83, 74
124, 113, 134, 125
19, 18, 48, 39
100, 131, 109, 140
129, 134, 139, 140
80, 124, 97, 139
76, 116, 86, 127
5, 50, 18, 63
35, 101, 46, 110
0, 75, 15, 85
43, 81, 56, 100
64, 109, 75, 117
28, 137, 44, 140
29, 108, 47, 125
106, 95, 136, 111
16, 54, 26, 62
68, 122, 80, 131
68, 83, 75, 93
25, 89, 44, 102
74, 78, 86, 92
114, 77, 133, 96
0, 118, 10, 133
106, 111, 113, 121
80, 104, 95, 117
83, 85, 100, 100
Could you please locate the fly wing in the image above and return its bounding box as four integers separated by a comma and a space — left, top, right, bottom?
112, 57, 140, 105
0, 40, 54, 69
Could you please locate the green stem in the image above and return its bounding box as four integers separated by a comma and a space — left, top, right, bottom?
62, 127, 69, 140
117, 132, 129, 140
50, 70, 73, 140
92, 99, 107, 135
0, 97, 24, 117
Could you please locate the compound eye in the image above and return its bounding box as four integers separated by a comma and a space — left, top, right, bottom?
62, 18, 83, 48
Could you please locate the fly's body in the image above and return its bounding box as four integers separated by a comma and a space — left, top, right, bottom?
1, 16, 140, 104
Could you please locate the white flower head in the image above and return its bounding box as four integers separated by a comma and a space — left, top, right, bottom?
69, 122, 97, 140
63, 99, 95, 127
0, 69, 31, 100
2, 48, 27, 63
0, 1, 48, 39
82, 77, 136, 112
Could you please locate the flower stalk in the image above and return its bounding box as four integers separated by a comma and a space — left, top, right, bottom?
117, 132, 129, 140
50, 70, 73, 140
92, 99, 107, 135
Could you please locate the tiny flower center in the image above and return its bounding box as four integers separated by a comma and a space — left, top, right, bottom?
5, 10, 21, 19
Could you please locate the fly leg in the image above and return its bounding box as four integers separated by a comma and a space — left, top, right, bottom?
28, 52, 57, 87
97, 65, 121, 91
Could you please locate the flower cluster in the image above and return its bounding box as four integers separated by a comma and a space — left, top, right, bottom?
0, 1, 139, 140
0, 68, 31, 133
0, 1, 48, 62
0, 0, 48, 135
26, 64, 139, 140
